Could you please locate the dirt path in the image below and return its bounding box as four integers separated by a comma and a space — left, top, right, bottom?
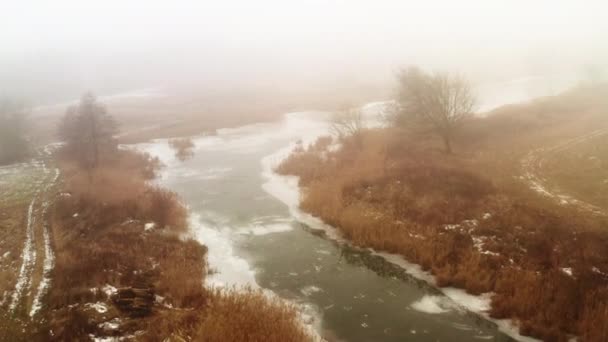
521, 129, 608, 215
7, 146, 60, 319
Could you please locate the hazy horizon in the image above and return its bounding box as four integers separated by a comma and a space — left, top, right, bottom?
2, 0, 607, 105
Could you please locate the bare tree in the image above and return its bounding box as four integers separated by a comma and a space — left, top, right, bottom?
331, 107, 365, 147
169, 137, 195, 161
58, 93, 118, 173
395, 67, 475, 153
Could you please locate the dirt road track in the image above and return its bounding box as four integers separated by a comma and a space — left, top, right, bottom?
7, 145, 60, 319
521, 129, 608, 215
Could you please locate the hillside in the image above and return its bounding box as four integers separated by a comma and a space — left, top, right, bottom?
276, 84, 608, 341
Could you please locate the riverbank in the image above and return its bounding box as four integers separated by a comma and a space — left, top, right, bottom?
134, 111, 516, 341
275, 84, 608, 341
1, 143, 313, 341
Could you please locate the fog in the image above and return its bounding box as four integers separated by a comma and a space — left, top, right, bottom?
2, 0, 607, 105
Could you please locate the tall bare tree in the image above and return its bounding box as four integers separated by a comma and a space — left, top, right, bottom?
58, 93, 118, 173
331, 107, 365, 147
395, 67, 475, 153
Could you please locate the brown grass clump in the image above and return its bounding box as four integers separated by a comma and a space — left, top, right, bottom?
194, 288, 310, 342
143, 288, 310, 342
276, 85, 608, 341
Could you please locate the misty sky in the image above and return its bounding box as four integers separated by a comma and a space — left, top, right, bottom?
2, 0, 607, 104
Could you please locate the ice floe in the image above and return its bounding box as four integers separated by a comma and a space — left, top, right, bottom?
410, 295, 453, 314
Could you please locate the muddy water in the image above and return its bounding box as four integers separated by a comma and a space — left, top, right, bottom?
139, 106, 521, 342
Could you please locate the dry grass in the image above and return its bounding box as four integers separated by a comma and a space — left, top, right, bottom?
0, 163, 53, 339
0, 203, 26, 307
276, 84, 608, 341
144, 288, 310, 342
541, 133, 608, 211
35, 146, 311, 341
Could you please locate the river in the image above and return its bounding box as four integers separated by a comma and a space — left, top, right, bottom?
137, 102, 537, 342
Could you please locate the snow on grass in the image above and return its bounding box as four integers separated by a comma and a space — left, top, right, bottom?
9, 195, 38, 312
442, 288, 492, 312
98, 318, 121, 331
263, 124, 540, 341
472, 236, 500, 257
102, 284, 118, 297
521, 131, 608, 215
31, 167, 60, 317
88, 334, 119, 342
443, 224, 461, 231
86, 302, 109, 314
261, 142, 345, 243
592, 267, 607, 276
30, 202, 55, 317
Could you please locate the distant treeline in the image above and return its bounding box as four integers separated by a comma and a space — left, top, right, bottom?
0, 101, 29, 165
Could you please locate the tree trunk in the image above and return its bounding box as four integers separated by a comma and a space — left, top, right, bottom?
442, 134, 452, 154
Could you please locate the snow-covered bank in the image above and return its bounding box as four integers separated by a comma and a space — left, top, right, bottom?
188, 210, 323, 340
189, 213, 257, 288
260, 114, 539, 342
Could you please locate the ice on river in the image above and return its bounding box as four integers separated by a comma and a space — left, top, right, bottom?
190, 213, 257, 288
410, 295, 453, 314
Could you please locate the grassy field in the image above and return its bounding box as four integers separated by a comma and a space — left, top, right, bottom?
541, 131, 608, 212
277, 84, 608, 341
0, 152, 60, 339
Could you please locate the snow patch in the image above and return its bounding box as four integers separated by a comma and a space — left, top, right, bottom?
410, 295, 453, 314
88, 335, 120, 342
190, 214, 257, 288
30, 204, 55, 317
102, 284, 118, 297
98, 318, 121, 331
10, 196, 38, 312
442, 288, 492, 312
86, 302, 108, 313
